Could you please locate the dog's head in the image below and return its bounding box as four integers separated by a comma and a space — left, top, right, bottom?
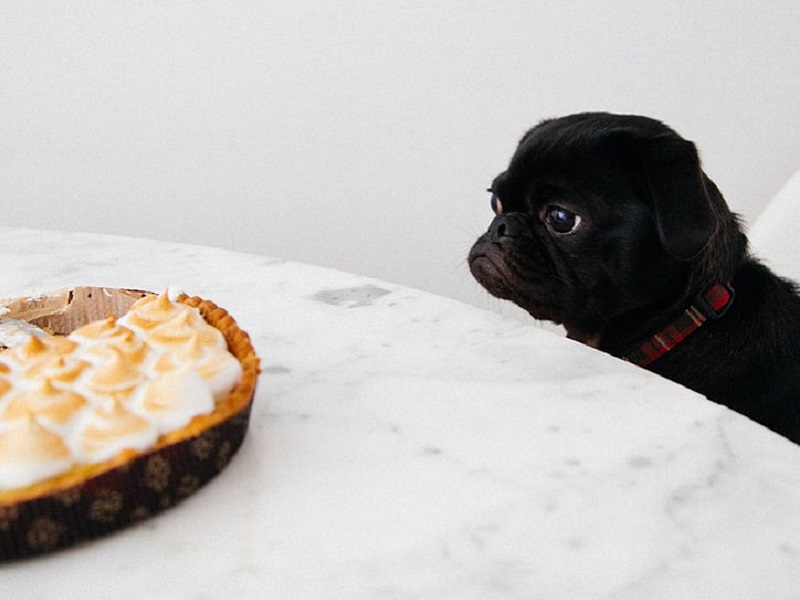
468, 112, 747, 348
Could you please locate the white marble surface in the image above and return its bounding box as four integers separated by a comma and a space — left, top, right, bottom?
1, 226, 800, 599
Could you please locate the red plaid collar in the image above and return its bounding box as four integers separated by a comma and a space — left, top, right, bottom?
624, 282, 735, 367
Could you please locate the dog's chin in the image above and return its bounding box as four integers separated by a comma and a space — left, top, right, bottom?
468, 243, 563, 323
467, 251, 514, 300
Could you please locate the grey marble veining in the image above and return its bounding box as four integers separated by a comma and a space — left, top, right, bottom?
1, 227, 799, 599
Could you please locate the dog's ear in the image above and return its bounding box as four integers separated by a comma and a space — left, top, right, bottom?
638, 137, 719, 260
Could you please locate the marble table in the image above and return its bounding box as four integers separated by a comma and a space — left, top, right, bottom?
1, 226, 800, 599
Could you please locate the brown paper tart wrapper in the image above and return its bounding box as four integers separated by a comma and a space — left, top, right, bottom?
0, 288, 260, 561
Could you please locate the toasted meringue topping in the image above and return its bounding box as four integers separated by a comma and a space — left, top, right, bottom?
130, 366, 213, 434
70, 315, 122, 341
196, 350, 243, 401
84, 347, 145, 397
148, 310, 223, 349
69, 400, 158, 464
74, 317, 149, 363
2, 381, 87, 429
152, 336, 205, 372
119, 291, 188, 332
0, 290, 243, 490
4, 336, 78, 367
1, 338, 78, 385
0, 416, 74, 489
22, 355, 90, 384
0, 318, 51, 348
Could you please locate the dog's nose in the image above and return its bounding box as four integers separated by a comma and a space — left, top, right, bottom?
487, 214, 525, 242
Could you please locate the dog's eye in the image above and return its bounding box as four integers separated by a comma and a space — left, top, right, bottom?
490, 194, 503, 215
545, 206, 582, 235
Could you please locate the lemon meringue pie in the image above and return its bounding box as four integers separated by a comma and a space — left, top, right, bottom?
0, 288, 259, 560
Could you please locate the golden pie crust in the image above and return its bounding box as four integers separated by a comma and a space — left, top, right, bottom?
0, 289, 259, 561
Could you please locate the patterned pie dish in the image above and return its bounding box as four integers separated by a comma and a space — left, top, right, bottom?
0, 287, 259, 561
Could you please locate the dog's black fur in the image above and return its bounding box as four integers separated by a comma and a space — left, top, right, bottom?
469, 112, 800, 444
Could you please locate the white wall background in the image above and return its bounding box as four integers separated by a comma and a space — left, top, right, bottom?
2, 1, 799, 317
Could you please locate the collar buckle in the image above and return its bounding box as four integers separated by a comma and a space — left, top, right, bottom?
694, 282, 735, 320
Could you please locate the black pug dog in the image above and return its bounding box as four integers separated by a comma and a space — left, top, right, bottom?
469, 112, 800, 444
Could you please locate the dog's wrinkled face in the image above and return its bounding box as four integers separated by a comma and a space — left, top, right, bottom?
469, 113, 726, 347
